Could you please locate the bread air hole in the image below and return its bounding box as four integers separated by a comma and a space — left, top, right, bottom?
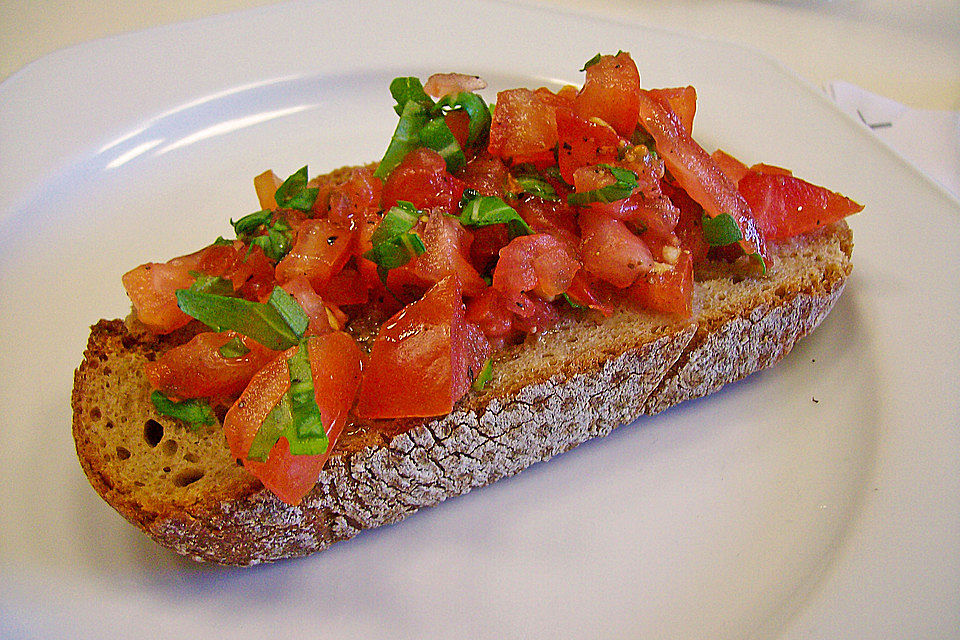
116, 446, 131, 460
161, 439, 178, 456
172, 468, 205, 487
144, 420, 164, 447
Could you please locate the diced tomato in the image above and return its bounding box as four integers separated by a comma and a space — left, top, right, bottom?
738, 171, 863, 241
381, 148, 466, 215
280, 277, 339, 335
122, 252, 203, 334
647, 87, 697, 136
579, 209, 654, 288
356, 277, 490, 419
662, 181, 710, 265
710, 149, 750, 183
488, 88, 558, 166
465, 287, 517, 348
468, 223, 511, 275
556, 108, 621, 184
517, 198, 581, 254
637, 89, 766, 259
223, 331, 362, 505
456, 152, 512, 198
627, 249, 694, 317
493, 233, 580, 312
328, 166, 382, 232
564, 272, 616, 315
145, 331, 278, 400
574, 52, 641, 137
275, 218, 353, 290
445, 110, 472, 150
410, 210, 488, 296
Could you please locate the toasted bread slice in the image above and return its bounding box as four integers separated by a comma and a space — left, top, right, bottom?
72, 216, 852, 565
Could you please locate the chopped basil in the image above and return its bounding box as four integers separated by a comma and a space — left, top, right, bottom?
176, 286, 308, 351
218, 335, 251, 358
581, 53, 602, 71
471, 358, 493, 392
274, 166, 319, 211
458, 193, 533, 238
150, 391, 216, 429
701, 212, 744, 246
419, 116, 466, 173
566, 164, 638, 206
188, 272, 235, 297
363, 201, 427, 282
231, 210, 295, 262
246, 341, 328, 462
515, 174, 559, 201
375, 99, 430, 180
433, 91, 492, 148
562, 292, 585, 309
389, 76, 435, 116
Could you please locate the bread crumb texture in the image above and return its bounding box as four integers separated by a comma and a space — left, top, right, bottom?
72, 222, 852, 565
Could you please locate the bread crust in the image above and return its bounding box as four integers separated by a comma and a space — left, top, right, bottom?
72, 222, 852, 565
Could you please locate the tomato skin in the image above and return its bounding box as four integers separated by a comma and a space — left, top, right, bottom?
627, 250, 694, 317
145, 331, 278, 400
647, 87, 697, 136
488, 88, 558, 165
637, 89, 766, 259
493, 233, 580, 311
738, 171, 863, 241
356, 277, 490, 419
381, 148, 466, 215
275, 218, 353, 290
122, 254, 201, 334
574, 52, 641, 137
223, 332, 362, 505
579, 209, 654, 288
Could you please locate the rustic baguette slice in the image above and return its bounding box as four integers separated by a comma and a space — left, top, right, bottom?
72, 218, 853, 565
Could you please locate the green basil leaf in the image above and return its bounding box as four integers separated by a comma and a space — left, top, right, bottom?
375, 100, 430, 180
231, 209, 272, 236
218, 335, 251, 358
471, 358, 493, 392
176, 286, 307, 351
566, 164, 638, 205
247, 217, 294, 262
459, 194, 533, 238
363, 202, 427, 283
580, 53, 602, 71
274, 166, 319, 211
701, 212, 744, 246
516, 174, 559, 201
246, 342, 327, 461
419, 117, 466, 173
150, 391, 216, 429
433, 92, 492, 148
389, 76, 435, 115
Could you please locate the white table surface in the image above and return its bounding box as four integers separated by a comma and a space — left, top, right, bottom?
2, 0, 958, 111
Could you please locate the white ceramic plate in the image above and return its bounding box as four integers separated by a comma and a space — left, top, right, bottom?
1, 1, 958, 638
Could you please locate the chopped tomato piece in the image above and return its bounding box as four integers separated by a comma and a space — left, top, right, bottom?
637, 89, 766, 258
444, 110, 472, 150
145, 331, 278, 400
493, 233, 580, 312
456, 152, 512, 198
647, 87, 697, 136
275, 218, 353, 290
488, 88, 558, 166
627, 250, 694, 317
280, 277, 342, 335
574, 52, 641, 137
738, 171, 863, 241
579, 209, 654, 288
411, 210, 488, 296
556, 108, 620, 184
122, 253, 202, 334
710, 149, 750, 183
223, 332, 362, 505
356, 277, 490, 419
327, 166, 382, 232
381, 148, 466, 215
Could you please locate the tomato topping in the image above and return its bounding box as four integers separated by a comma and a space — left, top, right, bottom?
145, 331, 278, 400
488, 88, 558, 166
493, 233, 580, 312
356, 277, 490, 419
647, 87, 697, 136
637, 89, 766, 259
327, 166, 382, 233
579, 209, 654, 288
280, 277, 342, 335
627, 249, 694, 316
574, 52, 641, 137
275, 218, 353, 290
739, 171, 863, 241
381, 148, 466, 215
556, 108, 621, 184
410, 210, 488, 297
223, 332, 362, 505
457, 152, 512, 198
122, 253, 203, 334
